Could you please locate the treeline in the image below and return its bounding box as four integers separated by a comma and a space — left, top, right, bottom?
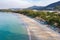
0, 9, 60, 28
0, 9, 12, 12
12, 10, 60, 28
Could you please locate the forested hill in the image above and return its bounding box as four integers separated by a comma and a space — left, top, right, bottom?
25, 1, 60, 10
44, 1, 60, 10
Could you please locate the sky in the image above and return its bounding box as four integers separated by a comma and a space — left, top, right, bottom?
0, 0, 60, 9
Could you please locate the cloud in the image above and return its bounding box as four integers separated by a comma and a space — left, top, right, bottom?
0, 0, 33, 8
0, 0, 59, 9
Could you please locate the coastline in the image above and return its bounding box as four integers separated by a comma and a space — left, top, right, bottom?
18, 13, 60, 40
17, 13, 31, 40
33, 18, 60, 33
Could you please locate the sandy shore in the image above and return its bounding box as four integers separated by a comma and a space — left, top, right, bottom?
18, 14, 60, 40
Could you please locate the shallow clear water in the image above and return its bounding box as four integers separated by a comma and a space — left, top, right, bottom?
0, 12, 29, 40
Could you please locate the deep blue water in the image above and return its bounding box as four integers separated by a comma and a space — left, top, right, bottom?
0, 12, 29, 40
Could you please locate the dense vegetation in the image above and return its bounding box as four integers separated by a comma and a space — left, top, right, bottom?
0, 9, 60, 28
54, 6, 60, 10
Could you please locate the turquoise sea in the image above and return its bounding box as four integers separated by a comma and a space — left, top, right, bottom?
0, 12, 29, 40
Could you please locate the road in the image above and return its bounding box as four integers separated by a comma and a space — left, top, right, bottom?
18, 14, 60, 40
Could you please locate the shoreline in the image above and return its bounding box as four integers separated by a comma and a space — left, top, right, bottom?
33, 18, 60, 33
18, 14, 60, 40
17, 14, 31, 40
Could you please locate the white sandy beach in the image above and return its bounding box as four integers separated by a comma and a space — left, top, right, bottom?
18, 14, 60, 40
